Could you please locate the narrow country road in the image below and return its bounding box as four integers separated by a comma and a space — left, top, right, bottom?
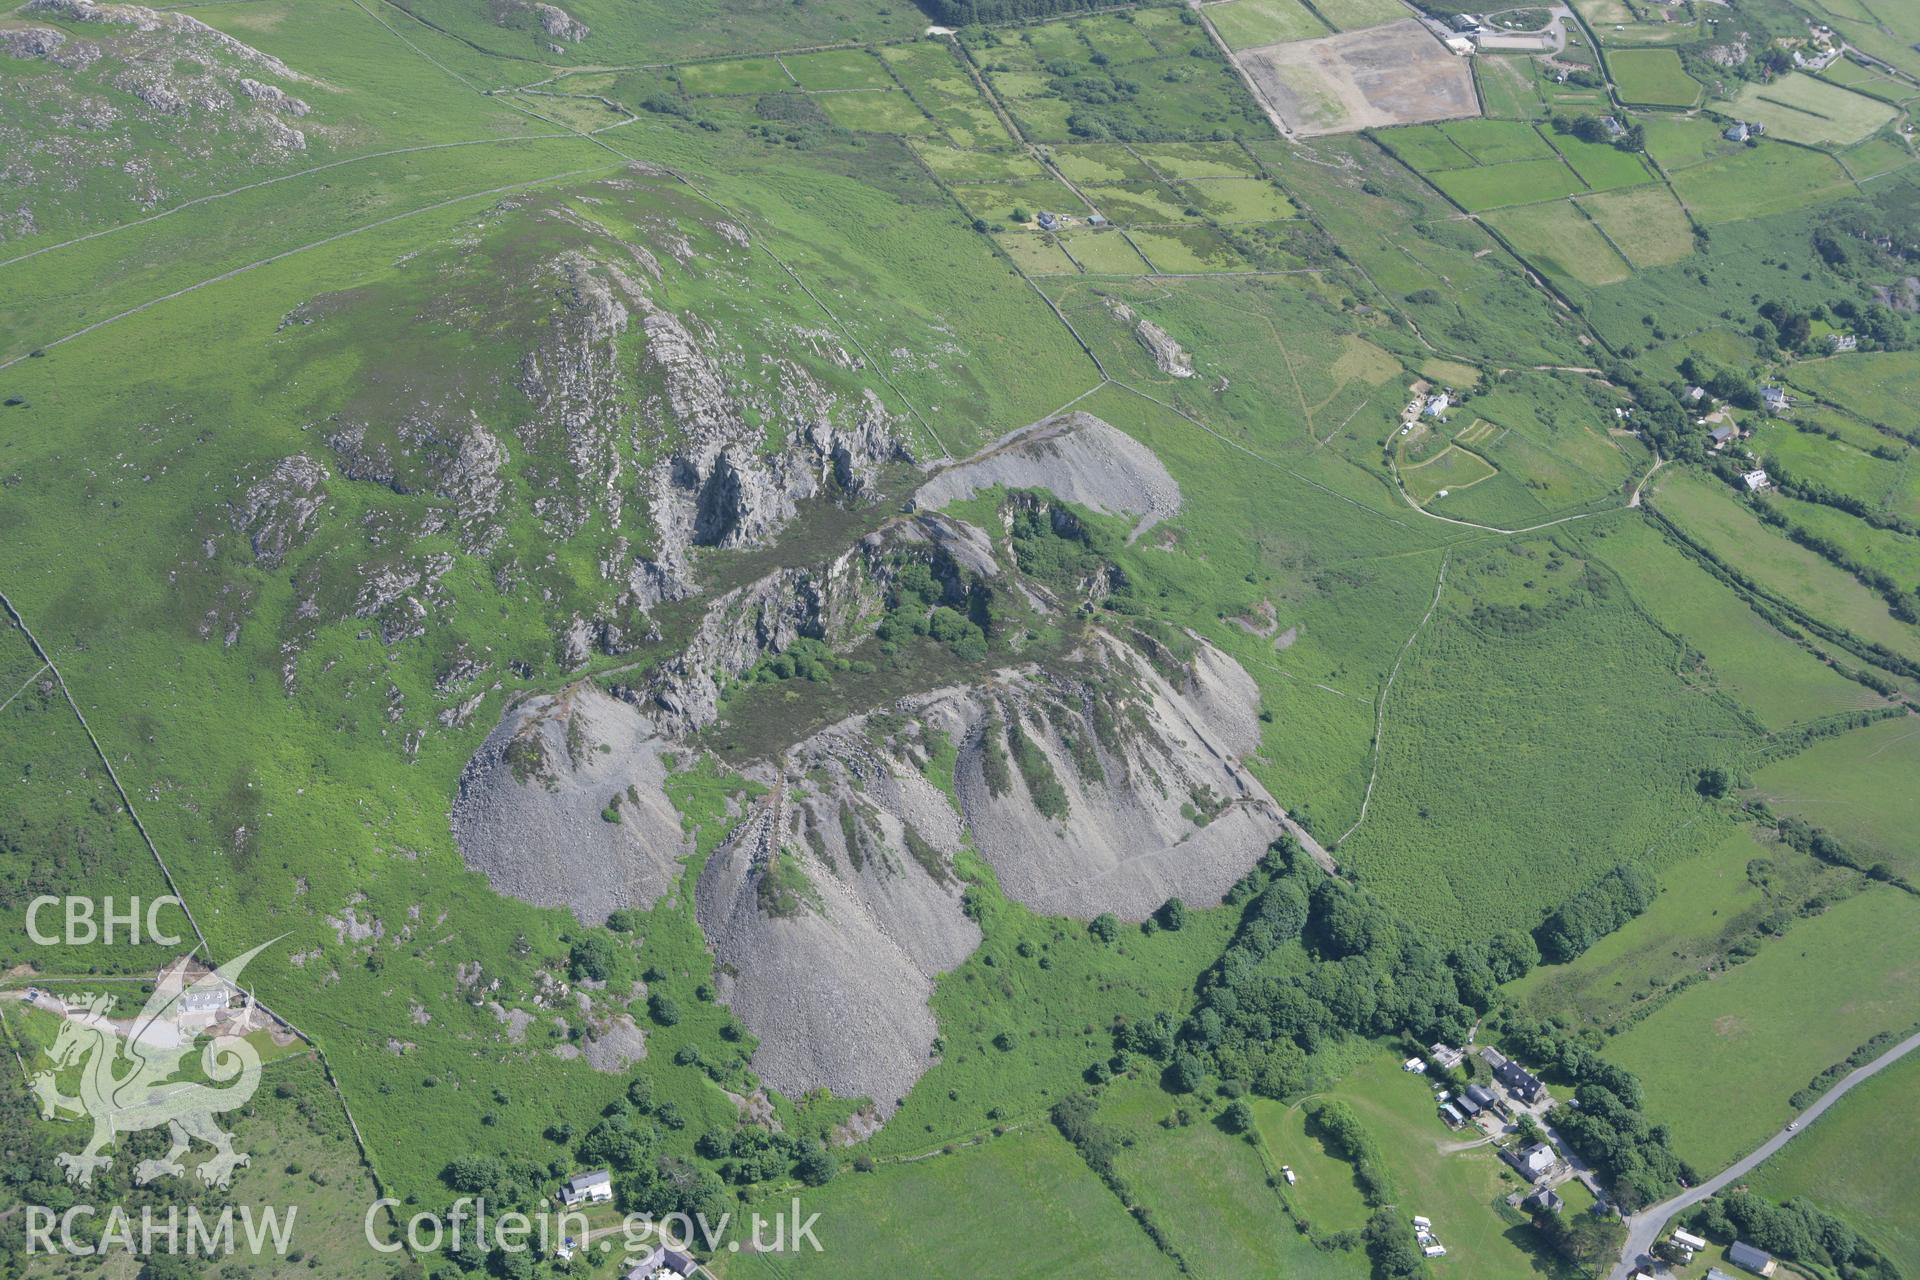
1607, 1029, 1920, 1279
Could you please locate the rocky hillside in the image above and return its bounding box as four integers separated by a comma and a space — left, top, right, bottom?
1, 0, 322, 240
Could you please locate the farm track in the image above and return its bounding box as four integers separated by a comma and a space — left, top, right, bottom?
1332, 548, 1448, 848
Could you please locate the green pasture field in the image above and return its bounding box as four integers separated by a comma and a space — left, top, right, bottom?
1670, 145, 1859, 223
1417, 470, 1558, 526
1313, 0, 1414, 31
724, 1127, 1182, 1279
1336, 537, 1750, 943
677, 57, 794, 96
818, 91, 942, 136
1133, 141, 1266, 179
1576, 184, 1695, 268
1001, 93, 1077, 142
913, 143, 1045, 185
1177, 178, 1301, 221
1426, 159, 1587, 211
1728, 73, 1899, 146
1819, 54, 1920, 107
1207, 0, 1331, 49
1787, 349, 1920, 429
1608, 884, 1920, 1171
1052, 143, 1161, 185
1128, 224, 1249, 271
997, 231, 1081, 274
1253, 1099, 1375, 1234
1375, 125, 1477, 171
1569, 0, 1635, 25
1077, 13, 1164, 64
1507, 823, 1846, 1033
1768, 491, 1920, 603
1322, 1054, 1564, 1280
1083, 182, 1197, 226
949, 178, 1085, 223
1587, 517, 1884, 730
1587, 10, 1701, 47
1475, 56, 1547, 120
1652, 470, 1920, 669
1544, 132, 1656, 191
1641, 115, 1744, 170
1425, 357, 1481, 387
1441, 119, 1557, 164
1058, 227, 1155, 273
1401, 443, 1500, 501
1838, 136, 1919, 181
1751, 416, 1904, 508
1099, 1078, 1372, 1280
1485, 200, 1633, 286
1608, 48, 1702, 106
1751, 716, 1920, 881
781, 48, 893, 92
1749, 1048, 1920, 1277
880, 41, 1013, 148
1252, 136, 1591, 367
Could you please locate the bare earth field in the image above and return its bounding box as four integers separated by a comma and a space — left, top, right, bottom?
1237, 20, 1479, 136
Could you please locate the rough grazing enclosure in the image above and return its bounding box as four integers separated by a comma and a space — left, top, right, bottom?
1237, 21, 1478, 136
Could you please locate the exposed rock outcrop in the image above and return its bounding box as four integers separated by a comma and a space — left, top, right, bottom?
230, 455, 327, 569
1135, 318, 1193, 378
639, 511, 989, 733
534, 2, 589, 42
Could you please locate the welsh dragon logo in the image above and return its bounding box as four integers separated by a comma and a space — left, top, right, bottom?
29, 940, 276, 1189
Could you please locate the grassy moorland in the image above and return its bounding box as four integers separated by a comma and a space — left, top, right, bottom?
1, 0, 1919, 1275
1335, 536, 1751, 943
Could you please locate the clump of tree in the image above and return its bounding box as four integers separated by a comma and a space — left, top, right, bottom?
1548, 112, 1643, 152
1363, 1208, 1432, 1279
1494, 1010, 1690, 1208
1534, 863, 1658, 963
1306, 1100, 1394, 1205
1688, 1190, 1900, 1280
1531, 1206, 1626, 1271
